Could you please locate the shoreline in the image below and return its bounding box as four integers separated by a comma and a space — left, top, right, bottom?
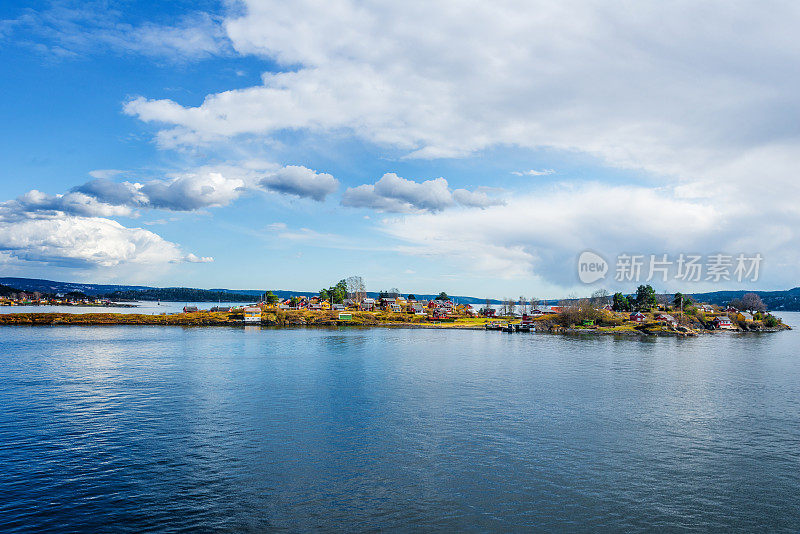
0, 312, 789, 337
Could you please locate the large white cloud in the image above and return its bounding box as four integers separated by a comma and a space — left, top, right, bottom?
0, 190, 211, 268
123, 1, 800, 172
0, 215, 207, 267
380, 181, 800, 291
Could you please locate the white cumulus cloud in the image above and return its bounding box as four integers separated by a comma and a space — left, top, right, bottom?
341, 173, 503, 213
0, 188, 212, 269
1, 190, 133, 219
258, 165, 338, 201
75, 163, 337, 210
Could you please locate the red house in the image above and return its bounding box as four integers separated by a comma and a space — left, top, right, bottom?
714, 316, 734, 329
630, 311, 646, 323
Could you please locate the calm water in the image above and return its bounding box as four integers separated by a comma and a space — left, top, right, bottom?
1, 316, 799, 532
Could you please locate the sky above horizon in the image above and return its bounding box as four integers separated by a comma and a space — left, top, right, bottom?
2, 0, 800, 299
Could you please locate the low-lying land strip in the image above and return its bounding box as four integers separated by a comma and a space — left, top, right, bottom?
0, 308, 790, 335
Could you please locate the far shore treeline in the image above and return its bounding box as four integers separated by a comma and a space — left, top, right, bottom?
0, 278, 500, 305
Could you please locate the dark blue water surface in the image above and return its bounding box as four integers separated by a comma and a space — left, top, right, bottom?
1, 317, 800, 532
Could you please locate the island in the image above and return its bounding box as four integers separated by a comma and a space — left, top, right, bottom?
0, 282, 790, 335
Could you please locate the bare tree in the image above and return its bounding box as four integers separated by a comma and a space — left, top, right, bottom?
529, 296, 540, 311
655, 292, 671, 308
519, 295, 528, 314
501, 297, 516, 316
346, 276, 366, 304
589, 289, 610, 308
739, 292, 766, 313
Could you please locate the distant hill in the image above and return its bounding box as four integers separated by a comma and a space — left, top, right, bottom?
689, 287, 800, 311
0, 277, 500, 304
0, 283, 22, 297
0, 277, 153, 296
102, 288, 269, 302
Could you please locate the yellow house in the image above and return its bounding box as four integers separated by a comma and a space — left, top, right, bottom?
320, 300, 332, 310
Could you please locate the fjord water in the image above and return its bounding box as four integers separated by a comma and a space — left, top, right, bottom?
1, 319, 799, 532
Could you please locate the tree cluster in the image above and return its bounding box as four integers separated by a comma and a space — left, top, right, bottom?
320, 279, 348, 303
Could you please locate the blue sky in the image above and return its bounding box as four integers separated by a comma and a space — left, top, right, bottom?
2, 1, 799, 298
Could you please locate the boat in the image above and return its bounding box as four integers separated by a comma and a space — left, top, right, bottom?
485, 322, 501, 331
502, 323, 514, 333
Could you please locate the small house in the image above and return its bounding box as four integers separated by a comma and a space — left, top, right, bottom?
332, 303, 345, 311
183, 305, 199, 313
656, 313, 677, 327
714, 316, 734, 329
243, 306, 262, 323
360, 298, 375, 311
630, 311, 646, 323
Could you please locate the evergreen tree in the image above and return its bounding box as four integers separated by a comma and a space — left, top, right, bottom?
635, 285, 657, 311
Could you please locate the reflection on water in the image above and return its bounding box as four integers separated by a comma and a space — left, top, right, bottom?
0, 317, 799, 532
